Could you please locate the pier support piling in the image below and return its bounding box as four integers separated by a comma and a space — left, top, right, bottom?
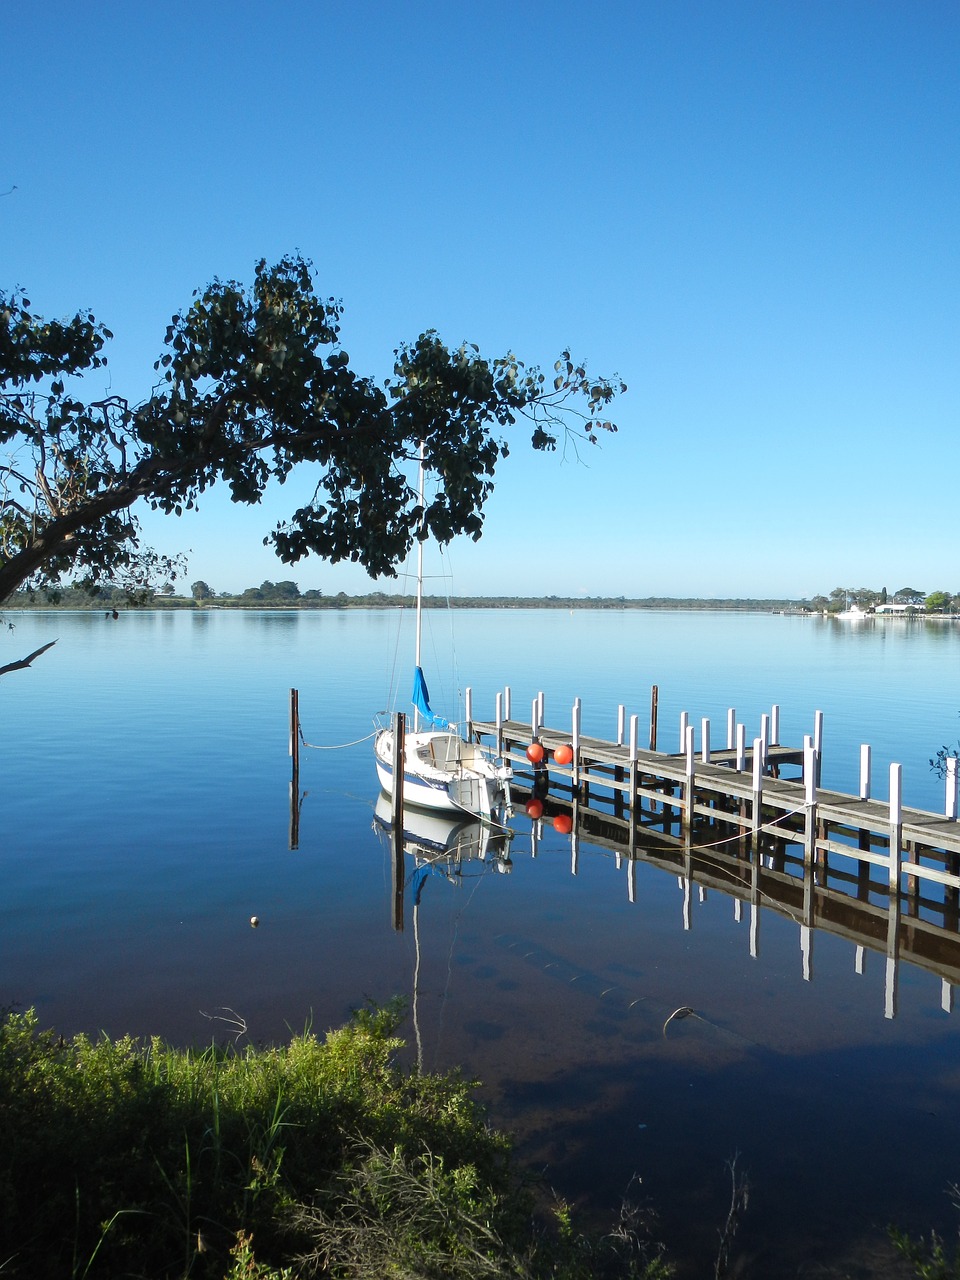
947, 756, 958, 820
683, 725, 696, 833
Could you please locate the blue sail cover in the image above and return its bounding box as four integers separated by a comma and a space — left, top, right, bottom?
411, 665, 432, 718
411, 666, 449, 728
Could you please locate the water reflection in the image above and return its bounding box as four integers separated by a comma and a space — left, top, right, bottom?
241, 610, 302, 629
372, 794, 514, 1066
516, 792, 960, 1022
376, 788, 960, 1025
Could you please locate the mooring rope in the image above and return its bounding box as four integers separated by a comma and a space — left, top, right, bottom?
298, 726, 378, 751
679, 803, 808, 854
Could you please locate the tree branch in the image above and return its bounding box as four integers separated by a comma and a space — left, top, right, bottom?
0, 638, 57, 677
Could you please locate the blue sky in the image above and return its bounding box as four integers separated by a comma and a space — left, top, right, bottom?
4, 1, 958, 598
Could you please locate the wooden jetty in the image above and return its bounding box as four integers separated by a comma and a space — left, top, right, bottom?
467, 689, 960, 887
464, 686, 960, 1018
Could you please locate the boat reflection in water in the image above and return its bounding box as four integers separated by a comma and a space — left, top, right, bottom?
373, 793, 514, 1067
373, 792, 514, 879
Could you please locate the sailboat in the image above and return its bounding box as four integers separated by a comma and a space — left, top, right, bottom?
373, 448, 513, 821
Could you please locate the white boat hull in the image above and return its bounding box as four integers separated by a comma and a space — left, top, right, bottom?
375, 727, 511, 819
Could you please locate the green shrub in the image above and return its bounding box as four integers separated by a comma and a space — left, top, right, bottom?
0, 1004, 667, 1279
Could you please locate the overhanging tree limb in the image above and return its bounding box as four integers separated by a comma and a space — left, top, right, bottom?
1, 255, 625, 606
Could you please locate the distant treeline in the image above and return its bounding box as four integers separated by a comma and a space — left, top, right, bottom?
7, 580, 808, 612
11, 579, 960, 614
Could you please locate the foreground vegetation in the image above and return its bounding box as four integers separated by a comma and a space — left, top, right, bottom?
0, 1003, 668, 1280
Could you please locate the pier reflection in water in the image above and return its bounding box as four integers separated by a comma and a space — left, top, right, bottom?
372, 783, 960, 1025
534, 790, 959, 1023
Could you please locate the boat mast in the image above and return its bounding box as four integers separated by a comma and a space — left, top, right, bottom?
414, 443, 425, 732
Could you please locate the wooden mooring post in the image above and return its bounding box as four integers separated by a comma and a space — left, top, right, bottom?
391, 711, 406, 932
289, 688, 300, 777
289, 688, 301, 850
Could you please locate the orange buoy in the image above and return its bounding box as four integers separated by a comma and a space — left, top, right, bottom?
526, 742, 545, 764
553, 814, 573, 834
554, 744, 574, 766
526, 798, 544, 820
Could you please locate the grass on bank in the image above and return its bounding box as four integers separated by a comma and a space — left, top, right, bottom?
0, 1001, 669, 1280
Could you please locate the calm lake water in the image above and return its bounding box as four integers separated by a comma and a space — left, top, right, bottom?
4, 606, 960, 1278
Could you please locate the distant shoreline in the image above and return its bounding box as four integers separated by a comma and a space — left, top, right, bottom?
8, 592, 956, 617
6, 594, 812, 613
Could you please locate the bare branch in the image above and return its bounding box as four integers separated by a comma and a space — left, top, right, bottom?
0, 638, 57, 677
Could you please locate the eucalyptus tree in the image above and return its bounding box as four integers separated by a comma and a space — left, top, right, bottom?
1, 254, 624, 610
925, 590, 952, 613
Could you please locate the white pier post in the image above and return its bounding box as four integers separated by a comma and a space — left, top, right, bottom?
701, 717, 711, 764
727, 708, 736, 751
531, 697, 539, 740
572, 698, 582, 790
889, 763, 903, 897
537, 690, 545, 727
495, 691, 504, 756
813, 710, 824, 786
760, 713, 770, 762
736, 723, 746, 772
751, 737, 764, 838
617, 704, 626, 747
804, 742, 818, 865
679, 710, 689, 754
947, 756, 958, 820
503, 686, 511, 720
628, 714, 639, 846
771, 704, 780, 747
684, 724, 696, 832
860, 744, 872, 800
